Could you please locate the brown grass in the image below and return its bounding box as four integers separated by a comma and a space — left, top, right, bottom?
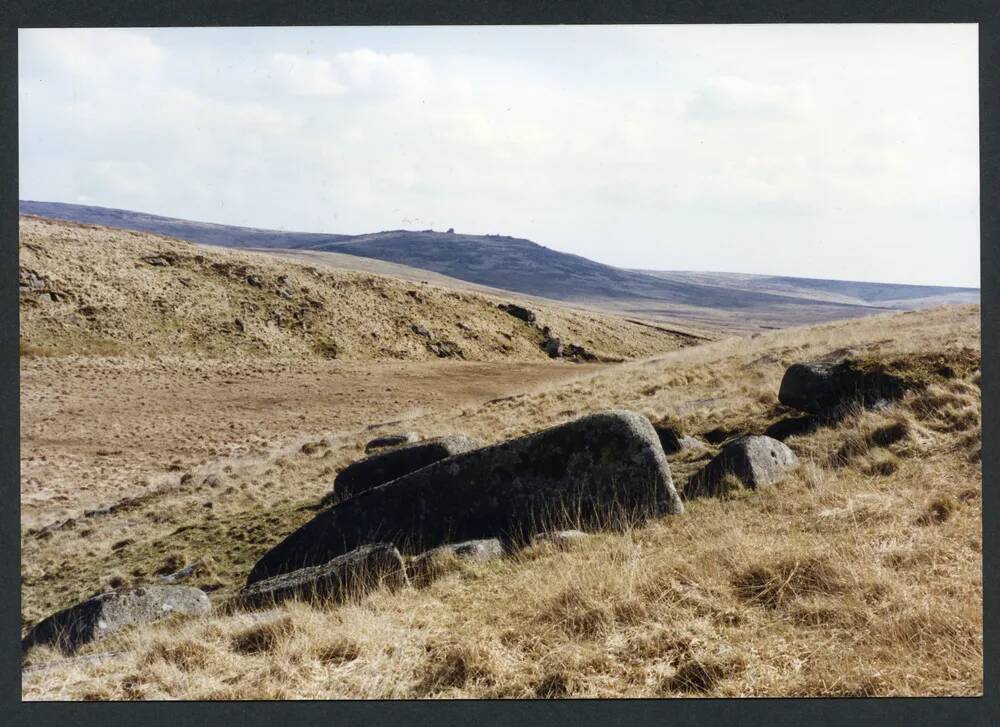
20, 303, 981, 699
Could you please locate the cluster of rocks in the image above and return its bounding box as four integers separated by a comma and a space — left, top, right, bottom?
411, 322, 465, 359
24, 355, 903, 656
19, 267, 70, 305
682, 354, 923, 499
247, 410, 683, 587
497, 302, 599, 362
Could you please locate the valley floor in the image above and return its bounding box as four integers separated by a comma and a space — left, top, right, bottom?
20, 305, 982, 699
20, 356, 599, 530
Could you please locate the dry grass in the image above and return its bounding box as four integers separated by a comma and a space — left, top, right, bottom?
20, 303, 981, 699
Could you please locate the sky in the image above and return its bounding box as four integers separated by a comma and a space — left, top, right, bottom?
18, 25, 980, 287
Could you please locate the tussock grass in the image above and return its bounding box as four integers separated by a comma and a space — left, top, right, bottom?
21, 304, 981, 698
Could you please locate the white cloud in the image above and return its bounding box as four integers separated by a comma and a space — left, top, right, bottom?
272, 52, 348, 96
22, 28, 164, 80
685, 75, 811, 121
271, 48, 428, 97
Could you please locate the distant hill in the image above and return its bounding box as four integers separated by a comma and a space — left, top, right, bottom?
19, 200, 352, 250
634, 270, 980, 309
20, 200, 979, 330
19, 215, 700, 361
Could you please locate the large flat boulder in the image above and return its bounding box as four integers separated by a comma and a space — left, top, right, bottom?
686, 435, 798, 499
236, 544, 408, 610
22, 585, 210, 655
327, 435, 481, 504
778, 360, 909, 415
248, 410, 681, 585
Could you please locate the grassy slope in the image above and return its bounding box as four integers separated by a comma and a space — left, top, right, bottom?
19, 216, 704, 362
21, 304, 981, 698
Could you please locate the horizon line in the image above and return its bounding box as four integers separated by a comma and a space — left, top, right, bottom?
18, 198, 982, 291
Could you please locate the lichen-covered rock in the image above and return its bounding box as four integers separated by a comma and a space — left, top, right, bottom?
364, 432, 419, 454
236, 544, 407, 610
248, 410, 681, 585
686, 435, 798, 499
778, 360, 909, 415
22, 585, 210, 655
326, 435, 481, 504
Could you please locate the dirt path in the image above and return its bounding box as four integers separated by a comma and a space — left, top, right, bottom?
20, 356, 604, 528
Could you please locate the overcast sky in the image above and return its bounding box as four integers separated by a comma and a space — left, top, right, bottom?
19, 25, 979, 287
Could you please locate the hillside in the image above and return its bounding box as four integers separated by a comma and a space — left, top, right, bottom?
21, 200, 979, 331
21, 303, 982, 698
19, 215, 703, 362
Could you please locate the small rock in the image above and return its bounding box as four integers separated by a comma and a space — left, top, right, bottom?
563, 343, 599, 362
142, 256, 172, 267
364, 432, 419, 454
300, 441, 323, 455
236, 544, 407, 610
203, 474, 222, 488
532, 530, 590, 548
409, 538, 504, 584
498, 303, 536, 324
686, 435, 799, 499
22, 586, 210, 655
428, 340, 464, 359
159, 561, 204, 583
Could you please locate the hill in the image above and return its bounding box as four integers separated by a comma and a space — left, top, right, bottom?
636, 270, 980, 309
21, 200, 978, 331
19, 215, 704, 362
